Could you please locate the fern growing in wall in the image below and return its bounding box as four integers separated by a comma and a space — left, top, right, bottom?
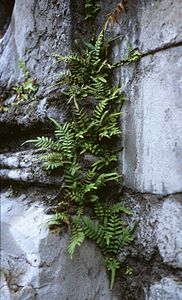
27, 15, 141, 288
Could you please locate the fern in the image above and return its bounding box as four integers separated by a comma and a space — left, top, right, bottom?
84, 0, 100, 20
26, 137, 59, 150
48, 212, 70, 229
90, 29, 105, 67
68, 224, 85, 258
51, 119, 75, 159
105, 257, 120, 289
82, 216, 105, 247
40, 152, 64, 170
26, 20, 141, 289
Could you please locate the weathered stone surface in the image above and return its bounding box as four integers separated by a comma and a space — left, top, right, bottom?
139, 0, 182, 53
110, 0, 182, 53
121, 47, 182, 194
0, 96, 66, 129
0, 0, 71, 90
122, 191, 182, 270
0, 191, 117, 300
157, 195, 182, 268
145, 277, 182, 300
1, 0, 182, 299
122, 191, 161, 260
0, 151, 63, 185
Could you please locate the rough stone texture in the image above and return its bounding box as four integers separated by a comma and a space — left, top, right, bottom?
145, 277, 182, 300
0, 0, 71, 89
122, 191, 182, 267
111, 0, 182, 195
1, 192, 116, 300
0, 151, 63, 185
121, 47, 182, 194
1, 0, 182, 299
157, 195, 182, 269
138, 0, 182, 53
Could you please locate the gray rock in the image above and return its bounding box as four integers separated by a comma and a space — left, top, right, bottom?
139, 0, 182, 53
121, 192, 162, 260
0, 0, 72, 90
1, 0, 182, 299
0, 151, 63, 185
145, 277, 182, 300
121, 47, 182, 194
0, 191, 117, 300
157, 196, 182, 268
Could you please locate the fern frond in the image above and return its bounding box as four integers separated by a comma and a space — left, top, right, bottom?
56, 69, 71, 85
105, 257, 120, 289
90, 29, 105, 67
26, 137, 60, 150
51, 119, 75, 159
64, 161, 81, 189
40, 152, 64, 170
48, 212, 70, 228
94, 202, 105, 221
111, 203, 132, 215
95, 172, 121, 187
68, 224, 85, 259
74, 106, 90, 138
82, 216, 105, 247
93, 99, 108, 123
92, 155, 117, 171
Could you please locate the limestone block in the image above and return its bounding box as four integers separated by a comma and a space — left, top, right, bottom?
139, 0, 182, 53
145, 277, 182, 300
0, 191, 117, 300
0, 151, 63, 185
122, 47, 182, 194
0, 96, 66, 130
0, 0, 71, 89
122, 192, 163, 261
157, 196, 182, 268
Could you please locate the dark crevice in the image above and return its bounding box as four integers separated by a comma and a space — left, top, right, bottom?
141, 41, 182, 58
123, 186, 182, 199
0, 0, 15, 38
116, 249, 182, 300
0, 122, 55, 153
1, 182, 60, 204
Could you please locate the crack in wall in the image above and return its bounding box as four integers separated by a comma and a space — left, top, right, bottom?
141, 41, 182, 58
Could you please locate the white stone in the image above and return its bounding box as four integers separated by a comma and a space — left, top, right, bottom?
145, 277, 182, 300
139, 0, 182, 53
157, 196, 182, 268
122, 47, 182, 194
0, 191, 116, 300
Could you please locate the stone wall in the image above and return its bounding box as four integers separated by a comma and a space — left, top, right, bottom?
0, 0, 182, 299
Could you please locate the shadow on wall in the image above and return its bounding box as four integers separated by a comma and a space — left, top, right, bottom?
0, 0, 15, 38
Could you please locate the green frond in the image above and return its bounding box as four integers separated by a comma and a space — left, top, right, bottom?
91, 155, 117, 171
56, 69, 71, 85
104, 257, 120, 289
94, 202, 105, 221
50, 119, 75, 159
40, 152, 64, 170
82, 216, 105, 248
64, 162, 81, 190
68, 224, 85, 259
48, 212, 70, 228
111, 203, 132, 215
95, 172, 121, 187
90, 29, 105, 67
25, 137, 60, 150
93, 99, 108, 123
